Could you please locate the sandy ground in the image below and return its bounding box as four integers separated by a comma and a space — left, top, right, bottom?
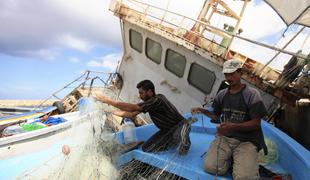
0, 100, 55, 107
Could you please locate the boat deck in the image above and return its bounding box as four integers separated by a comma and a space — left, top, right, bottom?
117, 126, 233, 179
116, 113, 303, 179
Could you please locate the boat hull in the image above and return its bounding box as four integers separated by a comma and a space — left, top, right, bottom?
116, 113, 310, 179
0, 111, 117, 180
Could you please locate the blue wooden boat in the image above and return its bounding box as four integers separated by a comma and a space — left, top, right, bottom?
116, 113, 310, 179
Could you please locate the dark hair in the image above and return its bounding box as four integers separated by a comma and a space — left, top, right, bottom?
136, 80, 155, 94
236, 68, 242, 73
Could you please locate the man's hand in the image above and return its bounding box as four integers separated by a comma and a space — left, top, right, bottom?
95, 94, 112, 105
191, 107, 219, 121
95, 94, 141, 112
216, 122, 236, 136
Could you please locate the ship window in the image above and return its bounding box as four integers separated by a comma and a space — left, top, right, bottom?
146, 38, 162, 64
129, 29, 142, 53
188, 63, 215, 94
165, 49, 186, 77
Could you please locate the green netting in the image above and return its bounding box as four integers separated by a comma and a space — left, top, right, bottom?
21, 123, 46, 131
258, 138, 279, 165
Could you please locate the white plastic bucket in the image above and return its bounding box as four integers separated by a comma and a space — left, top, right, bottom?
122, 119, 137, 144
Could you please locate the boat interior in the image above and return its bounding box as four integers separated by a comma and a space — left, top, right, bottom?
116, 113, 310, 179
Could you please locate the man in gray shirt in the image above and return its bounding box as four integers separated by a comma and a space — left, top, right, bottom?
192, 59, 267, 180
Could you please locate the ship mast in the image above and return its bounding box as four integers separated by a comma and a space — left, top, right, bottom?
190, 0, 250, 58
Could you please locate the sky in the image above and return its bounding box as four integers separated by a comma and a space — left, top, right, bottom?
0, 0, 309, 100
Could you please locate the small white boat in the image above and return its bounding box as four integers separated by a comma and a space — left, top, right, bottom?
0, 110, 118, 180
0, 73, 122, 180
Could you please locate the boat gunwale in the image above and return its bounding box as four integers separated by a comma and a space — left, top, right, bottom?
0, 111, 92, 147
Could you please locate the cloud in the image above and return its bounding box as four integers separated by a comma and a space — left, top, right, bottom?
59, 35, 92, 52
238, 1, 286, 40
276, 29, 310, 54
5, 49, 59, 60
230, 27, 310, 70
0, 0, 122, 60
69, 57, 80, 63
220, 0, 310, 70
87, 53, 122, 71
231, 38, 279, 65
87, 60, 102, 67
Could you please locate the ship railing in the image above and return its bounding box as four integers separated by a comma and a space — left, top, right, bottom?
112, 0, 308, 61
33, 70, 116, 110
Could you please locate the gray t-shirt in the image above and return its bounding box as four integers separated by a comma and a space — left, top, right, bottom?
213, 85, 268, 152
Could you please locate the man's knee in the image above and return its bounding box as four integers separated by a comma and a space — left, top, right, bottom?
232, 160, 258, 180
204, 156, 229, 175
232, 142, 259, 180
204, 160, 228, 175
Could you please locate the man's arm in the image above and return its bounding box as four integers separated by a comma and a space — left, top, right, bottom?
112, 110, 140, 119
232, 118, 261, 131
191, 107, 219, 120
96, 94, 142, 112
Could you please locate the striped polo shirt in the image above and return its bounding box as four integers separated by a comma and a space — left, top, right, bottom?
138, 94, 184, 131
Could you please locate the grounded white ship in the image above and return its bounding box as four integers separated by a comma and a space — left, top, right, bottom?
109, 0, 310, 150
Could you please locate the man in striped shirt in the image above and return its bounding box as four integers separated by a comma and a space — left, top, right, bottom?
96, 80, 191, 155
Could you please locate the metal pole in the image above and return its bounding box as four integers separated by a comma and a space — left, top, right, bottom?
258, 26, 306, 75
160, 0, 171, 24
35, 72, 87, 109
224, 0, 249, 58
82, 70, 90, 89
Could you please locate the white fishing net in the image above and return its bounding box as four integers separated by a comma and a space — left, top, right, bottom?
117, 150, 187, 180
50, 100, 119, 180
14, 88, 186, 180
117, 122, 191, 180
15, 94, 122, 180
